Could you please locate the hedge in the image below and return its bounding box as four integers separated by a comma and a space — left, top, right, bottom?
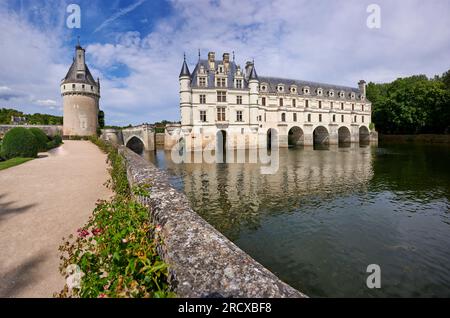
0, 127, 38, 159
29, 127, 49, 152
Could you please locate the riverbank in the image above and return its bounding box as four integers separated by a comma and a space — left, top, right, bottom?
0, 141, 112, 297
379, 134, 450, 144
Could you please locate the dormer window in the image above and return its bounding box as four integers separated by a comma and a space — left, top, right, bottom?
277, 84, 284, 93
199, 65, 205, 74
218, 65, 224, 73
235, 79, 243, 89
317, 88, 323, 96
350, 92, 355, 99
290, 86, 297, 94
360, 94, 365, 100
339, 91, 345, 98
199, 77, 207, 87
303, 87, 310, 95
328, 90, 334, 97
216, 77, 226, 87
261, 84, 267, 92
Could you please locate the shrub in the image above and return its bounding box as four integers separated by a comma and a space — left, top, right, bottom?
53, 134, 62, 145
29, 127, 49, 152
1, 127, 38, 159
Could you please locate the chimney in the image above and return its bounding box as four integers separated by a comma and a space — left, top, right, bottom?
208, 51, 215, 69
358, 80, 366, 97
245, 61, 253, 78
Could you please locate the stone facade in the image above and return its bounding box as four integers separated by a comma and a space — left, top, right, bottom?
176, 51, 376, 150
61, 44, 100, 137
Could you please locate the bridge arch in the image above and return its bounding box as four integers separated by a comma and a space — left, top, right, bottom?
359, 125, 370, 143
313, 125, 329, 145
288, 126, 304, 147
125, 135, 145, 154
338, 126, 351, 146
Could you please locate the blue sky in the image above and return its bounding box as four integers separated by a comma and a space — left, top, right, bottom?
1, 0, 450, 126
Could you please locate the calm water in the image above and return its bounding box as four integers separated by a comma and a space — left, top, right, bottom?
144, 143, 450, 297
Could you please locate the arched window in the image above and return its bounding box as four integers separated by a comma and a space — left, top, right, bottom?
281, 113, 286, 122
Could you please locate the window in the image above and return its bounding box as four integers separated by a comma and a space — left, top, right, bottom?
241, 128, 244, 134
236, 79, 242, 89
261, 85, 266, 91
217, 107, 226, 121
333, 114, 336, 122
236, 96, 242, 105
216, 78, 226, 87
352, 104, 355, 111
354, 115, 357, 122
307, 114, 311, 122
331, 102, 333, 109
217, 91, 226, 102
279, 98, 283, 107
341, 102, 344, 110
262, 97, 266, 106
264, 113, 266, 122
199, 77, 206, 87
63, 85, 65, 89
362, 104, 365, 112
319, 101, 322, 109
281, 113, 286, 122
219, 66, 223, 73
72, 84, 75, 89
319, 114, 322, 122
200, 94, 206, 104
292, 99, 296, 107
305, 99, 309, 108
82, 84, 85, 89
91, 85, 93, 90
293, 113, 297, 122
200, 110, 207, 122
362, 116, 364, 123
236, 110, 243, 122
341, 114, 344, 122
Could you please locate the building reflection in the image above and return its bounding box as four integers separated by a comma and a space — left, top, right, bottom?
144, 145, 375, 240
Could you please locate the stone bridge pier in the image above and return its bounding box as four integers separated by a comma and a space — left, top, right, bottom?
121, 124, 155, 152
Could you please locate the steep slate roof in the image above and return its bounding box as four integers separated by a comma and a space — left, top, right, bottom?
191, 59, 248, 90
258, 76, 361, 97
248, 64, 258, 80
179, 60, 191, 77
62, 59, 98, 86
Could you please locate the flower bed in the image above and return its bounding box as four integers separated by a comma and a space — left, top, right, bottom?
56, 137, 173, 298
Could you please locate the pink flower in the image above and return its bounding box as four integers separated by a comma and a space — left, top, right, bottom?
155, 225, 162, 232
98, 293, 107, 298
77, 229, 89, 238
92, 228, 102, 236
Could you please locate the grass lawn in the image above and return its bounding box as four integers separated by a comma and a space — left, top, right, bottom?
0, 157, 34, 171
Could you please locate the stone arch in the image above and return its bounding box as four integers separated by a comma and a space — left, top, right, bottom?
267, 128, 278, 149
338, 126, 351, 145
125, 136, 145, 154
313, 125, 329, 145
359, 125, 370, 143
288, 126, 304, 147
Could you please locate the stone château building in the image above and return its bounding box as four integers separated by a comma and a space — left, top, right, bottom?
61, 43, 100, 137
175, 51, 375, 150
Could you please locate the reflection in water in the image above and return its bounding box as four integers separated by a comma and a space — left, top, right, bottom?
145, 144, 450, 297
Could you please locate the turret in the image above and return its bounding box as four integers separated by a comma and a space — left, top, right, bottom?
248, 61, 259, 127
61, 41, 100, 137
179, 54, 193, 131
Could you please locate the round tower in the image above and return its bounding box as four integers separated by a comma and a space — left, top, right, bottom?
61, 43, 100, 137
248, 61, 259, 129
179, 54, 192, 133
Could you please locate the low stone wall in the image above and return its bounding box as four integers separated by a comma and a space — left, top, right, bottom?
380, 134, 450, 144
119, 146, 306, 298
0, 124, 62, 138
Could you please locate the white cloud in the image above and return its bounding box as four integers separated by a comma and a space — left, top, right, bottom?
35, 99, 58, 106
1, 0, 450, 126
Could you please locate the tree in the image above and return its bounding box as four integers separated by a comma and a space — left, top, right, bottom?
98, 110, 105, 129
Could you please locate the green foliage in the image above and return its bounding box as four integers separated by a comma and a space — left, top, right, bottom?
29, 128, 49, 152
0, 157, 34, 171
46, 134, 63, 150
1, 127, 38, 159
57, 136, 173, 298
367, 71, 450, 134
0, 108, 63, 125
98, 110, 105, 129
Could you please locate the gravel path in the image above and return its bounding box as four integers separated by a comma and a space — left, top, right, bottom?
0, 140, 113, 297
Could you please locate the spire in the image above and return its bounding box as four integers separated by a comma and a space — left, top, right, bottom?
248, 60, 258, 81
76, 36, 82, 49
198, 49, 201, 62
179, 53, 191, 77
232, 51, 235, 62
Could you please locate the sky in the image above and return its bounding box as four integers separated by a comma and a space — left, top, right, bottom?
0, 0, 449, 126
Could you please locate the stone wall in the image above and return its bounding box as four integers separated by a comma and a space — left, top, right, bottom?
0, 125, 63, 138
155, 133, 165, 146
119, 146, 307, 298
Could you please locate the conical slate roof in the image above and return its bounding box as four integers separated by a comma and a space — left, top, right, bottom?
179, 59, 191, 77
248, 64, 258, 80
62, 62, 98, 86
